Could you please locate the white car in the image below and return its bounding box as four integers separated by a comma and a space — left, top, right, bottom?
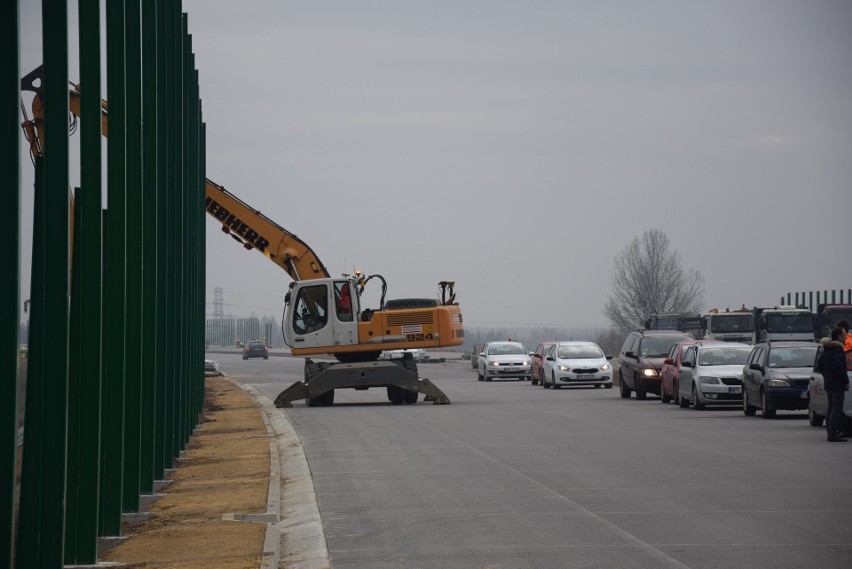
678, 343, 752, 409
380, 348, 426, 362
807, 371, 852, 429
477, 341, 531, 381
541, 341, 613, 389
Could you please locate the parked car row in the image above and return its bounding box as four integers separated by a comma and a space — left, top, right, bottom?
477, 340, 613, 389
616, 328, 851, 430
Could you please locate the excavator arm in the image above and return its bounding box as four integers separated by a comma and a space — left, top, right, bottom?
20, 65, 330, 283
204, 179, 329, 280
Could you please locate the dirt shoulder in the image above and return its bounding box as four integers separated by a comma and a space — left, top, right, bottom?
103, 376, 271, 569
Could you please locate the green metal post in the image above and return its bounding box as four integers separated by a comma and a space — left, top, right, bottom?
123, 0, 143, 514
171, 2, 184, 458
1, 2, 20, 566
140, 0, 159, 495
17, 0, 71, 566
101, 0, 127, 537
154, 0, 169, 478
64, 0, 104, 562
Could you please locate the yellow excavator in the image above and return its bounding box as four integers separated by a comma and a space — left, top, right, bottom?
21, 66, 463, 407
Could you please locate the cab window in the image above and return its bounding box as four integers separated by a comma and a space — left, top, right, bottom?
334, 281, 353, 322
293, 284, 329, 335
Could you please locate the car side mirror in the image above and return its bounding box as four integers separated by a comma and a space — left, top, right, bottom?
625, 351, 638, 359
681, 361, 694, 368
546, 356, 554, 361
664, 358, 674, 365
605, 355, 613, 360
749, 363, 763, 371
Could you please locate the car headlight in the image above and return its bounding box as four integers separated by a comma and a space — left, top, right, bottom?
523, 360, 530, 366
642, 368, 658, 377
601, 364, 610, 371
767, 379, 791, 387
558, 364, 569, 371
698, 376, 720, 384
489, 361, 500, 367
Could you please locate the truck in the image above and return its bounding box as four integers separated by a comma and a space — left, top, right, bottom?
814, 304, 852, 339
752, 306, 814, 344
21, 65, 462, 407
701, 308, 755, 343
644, 312, 703, 338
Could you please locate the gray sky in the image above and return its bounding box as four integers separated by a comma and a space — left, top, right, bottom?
21, 1, 852, 329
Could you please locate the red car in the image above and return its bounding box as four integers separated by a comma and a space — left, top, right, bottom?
660, 340, 719, 404
531, 341, 557, 386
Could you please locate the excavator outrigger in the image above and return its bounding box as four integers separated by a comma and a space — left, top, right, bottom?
21, 65, 462, 407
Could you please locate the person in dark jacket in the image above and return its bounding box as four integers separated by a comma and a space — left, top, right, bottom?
820, 327, 849, 442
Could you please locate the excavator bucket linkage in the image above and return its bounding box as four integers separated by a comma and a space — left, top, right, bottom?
274, 360, 451, 408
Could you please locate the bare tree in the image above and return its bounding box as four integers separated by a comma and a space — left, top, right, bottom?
604, 229, 704, 332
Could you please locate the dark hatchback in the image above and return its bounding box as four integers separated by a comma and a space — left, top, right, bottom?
243, 340, 269, 360
742, 341, 817, 418
618, 330, 693, 400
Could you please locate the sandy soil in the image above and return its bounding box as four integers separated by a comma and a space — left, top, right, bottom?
103, 376, 271, 568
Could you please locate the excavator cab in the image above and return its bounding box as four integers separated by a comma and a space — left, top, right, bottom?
285, 278, 360, 351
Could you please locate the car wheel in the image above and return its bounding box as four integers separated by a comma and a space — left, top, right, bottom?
634, 375, 646, 400
743, 390, 756, 416
761, 390, 776, 419
692, 384, 704, 410
242, 355, 248, 360
605, 383, 613, 389
619, 372, 631, 399
263, 355, 268, 360
552, 372, 561, 389
808, 408, 824, 427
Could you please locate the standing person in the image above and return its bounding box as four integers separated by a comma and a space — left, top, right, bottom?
836, 319, 852, 371
820, 327, 849, 442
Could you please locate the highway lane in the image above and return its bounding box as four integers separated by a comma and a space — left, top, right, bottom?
214, 352, 852, 569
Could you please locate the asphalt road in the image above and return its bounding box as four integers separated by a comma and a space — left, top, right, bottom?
214, 352, 852, 569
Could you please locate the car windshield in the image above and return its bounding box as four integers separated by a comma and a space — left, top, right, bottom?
768, 346, 818, 368
557, 345, 603, 359
711, 314, 755, 333
249, 342, 265, 348
489, 343, 526, 355
640, 336, 689, 358
698, 347, 751, 366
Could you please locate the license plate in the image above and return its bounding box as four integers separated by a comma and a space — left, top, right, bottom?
576, 374, 596, 379
728, 386, 742, 394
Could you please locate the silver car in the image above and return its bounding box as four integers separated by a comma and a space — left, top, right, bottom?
541, 341, 613, 389
678, 343, 752, 409
477, 341, 531, 381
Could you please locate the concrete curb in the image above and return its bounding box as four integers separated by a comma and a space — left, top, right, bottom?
235, 380, 330, 569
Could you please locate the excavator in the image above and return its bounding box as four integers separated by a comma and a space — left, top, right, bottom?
20, 65, 463, 407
